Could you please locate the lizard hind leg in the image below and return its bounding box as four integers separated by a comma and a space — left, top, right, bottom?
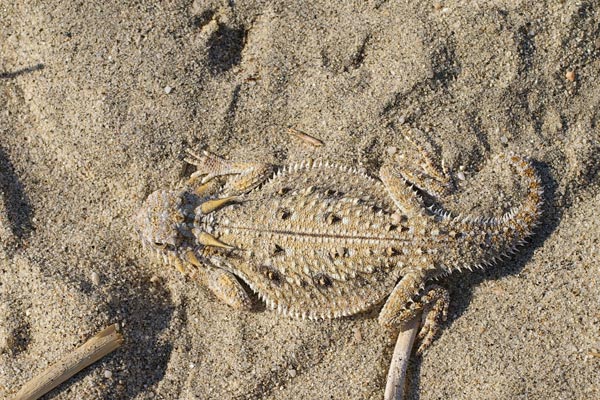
378, 272, 449, 354
413, 285, 449, 354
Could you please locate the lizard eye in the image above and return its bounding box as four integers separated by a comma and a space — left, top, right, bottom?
154, 242, 177, 252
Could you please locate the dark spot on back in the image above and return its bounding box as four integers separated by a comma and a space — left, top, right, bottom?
313, 273, 333, 288
484, 232, 492, 245
277, 187, 291, 196
272, 244, 285, 255
385, 247, 401, 256
330, 247, 350, 259
324, 189, 344, 199
354, 274, 369, 287
324, 212, 341, 224
259, 265, 282, 284
279, 208, 292, 220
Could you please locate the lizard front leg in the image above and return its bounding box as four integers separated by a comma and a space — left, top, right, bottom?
206, 268, 253, 310
183, 250, 253, 310
380, 129, 455, 217
184, 149, 273, 196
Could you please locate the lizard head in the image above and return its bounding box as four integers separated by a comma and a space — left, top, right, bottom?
135, 188, 236, 271
134, 189, 195, 260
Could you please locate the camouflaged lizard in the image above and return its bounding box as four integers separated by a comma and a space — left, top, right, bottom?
135, 138, 543, 353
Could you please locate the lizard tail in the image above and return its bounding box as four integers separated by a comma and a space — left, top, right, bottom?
494, 154, 544, 240
438, 154, 544, 273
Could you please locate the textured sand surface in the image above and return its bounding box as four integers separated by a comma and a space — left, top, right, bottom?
1, 1, 599, 399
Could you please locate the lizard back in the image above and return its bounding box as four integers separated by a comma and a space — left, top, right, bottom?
202, 161, 416, 319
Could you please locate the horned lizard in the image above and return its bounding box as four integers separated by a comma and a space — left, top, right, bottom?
135, 139, 543, 354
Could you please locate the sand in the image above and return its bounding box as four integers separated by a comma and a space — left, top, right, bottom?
1, 1, 598, 399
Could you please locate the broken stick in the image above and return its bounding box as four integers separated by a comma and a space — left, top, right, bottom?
384, 315, 419, 400
13, 323, 124, 400
288, 127, 324, 147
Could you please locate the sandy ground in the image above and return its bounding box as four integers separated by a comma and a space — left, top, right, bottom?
1, 1, 599, 399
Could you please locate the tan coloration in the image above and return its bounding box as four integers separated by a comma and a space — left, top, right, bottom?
136, 144, 543, 354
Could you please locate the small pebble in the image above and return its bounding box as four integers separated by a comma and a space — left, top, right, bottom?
288, 369, 297, 378
500, 135, 508, 144
164, 85, 173, 94
353, 327, 363, 343
386, 146, 397, 156
0, 330, 13, 351
457, 171, 466, 181
91, 271, 100, 285
565, 70, 575, 82
150, 275, 160, 284
104, 370, 113, 379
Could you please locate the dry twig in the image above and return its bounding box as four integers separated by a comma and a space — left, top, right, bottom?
13, 324, 123, 400
384, 315, 419, 400
288, 127, 324, 147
